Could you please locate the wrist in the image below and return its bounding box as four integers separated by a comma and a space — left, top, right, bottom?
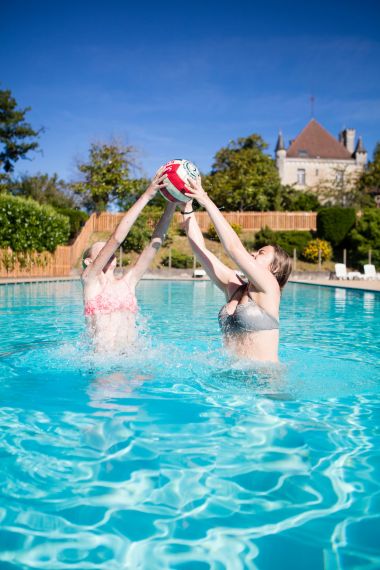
145, 187, 156, 200
200, 194, 211, 208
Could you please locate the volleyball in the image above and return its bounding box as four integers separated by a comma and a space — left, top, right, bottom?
159, 159, 200, 203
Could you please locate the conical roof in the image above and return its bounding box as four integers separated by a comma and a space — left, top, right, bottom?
355, 136, 366, 154
275, 131, 285, 152
286, 119, 352, 159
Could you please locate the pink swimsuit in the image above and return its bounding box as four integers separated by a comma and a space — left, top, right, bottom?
84, 284, 138, 316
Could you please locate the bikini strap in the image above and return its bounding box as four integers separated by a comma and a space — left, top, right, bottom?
228, 274, 249, 303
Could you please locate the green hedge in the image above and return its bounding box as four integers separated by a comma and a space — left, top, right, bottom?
348, 208, 380, 267
252, 227, 313, 255
0, 194, 70, 252
162, 249, 193, 269
317, 207, 356, 247
55, 207, 89, 240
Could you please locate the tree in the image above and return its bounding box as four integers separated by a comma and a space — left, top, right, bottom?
71, 142, 138, 213
348, 208, 380, 267
0, 88, 41, 175
279, 185, 321, 211
357, 143, 380, 206
313, 165, 372, 208
204, 134, 281, 211
7, 173, 76, 209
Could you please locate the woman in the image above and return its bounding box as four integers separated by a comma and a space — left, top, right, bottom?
82, 171, 175, 352
182, 177, 292, 363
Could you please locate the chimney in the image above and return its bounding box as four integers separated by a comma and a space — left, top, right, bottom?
340, 128, 356, 154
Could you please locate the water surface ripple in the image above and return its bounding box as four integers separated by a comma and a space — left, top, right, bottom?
0, 281, 379, 569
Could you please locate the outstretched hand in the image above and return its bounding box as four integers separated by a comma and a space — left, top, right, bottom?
184, 177, 209, 206
146, 167, 167, 199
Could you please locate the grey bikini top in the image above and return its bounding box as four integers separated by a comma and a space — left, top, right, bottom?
218, 279, 279, 334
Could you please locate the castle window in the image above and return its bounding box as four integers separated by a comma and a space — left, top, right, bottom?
336, 171, 344, 184
298, 150, 308, 158
315, 169, 319, 176
297, 169, 306, 186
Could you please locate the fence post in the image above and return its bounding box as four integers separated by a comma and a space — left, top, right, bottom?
119, 246, 122, 268
369, 249, 372, 265
343, 249, 347, 266
193, 255, 196, 271
318, 249, 322, 270
169, 247, 172, 275
293, 248, 297, 271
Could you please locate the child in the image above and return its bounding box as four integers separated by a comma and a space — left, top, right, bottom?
82, 171, 175, 352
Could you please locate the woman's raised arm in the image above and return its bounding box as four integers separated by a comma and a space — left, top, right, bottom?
184, 179, 278, 293
182, 200, 235, 292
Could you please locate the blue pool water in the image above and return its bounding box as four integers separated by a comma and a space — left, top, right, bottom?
0, 280, 379, 569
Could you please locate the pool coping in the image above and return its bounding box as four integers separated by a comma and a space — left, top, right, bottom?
289, 278, 380, 293
1, 275, 380, 292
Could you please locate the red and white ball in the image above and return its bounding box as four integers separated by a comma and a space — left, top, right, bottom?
159, 159, 200, 203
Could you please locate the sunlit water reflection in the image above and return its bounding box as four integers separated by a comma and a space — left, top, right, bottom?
0, 281, 379, 569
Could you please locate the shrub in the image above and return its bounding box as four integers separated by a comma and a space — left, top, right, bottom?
317, 207, 356, 247
207, 222, 242, 241
0, 194, 70, 252
347, 208, 380, 267
253, 227, 313, 255
122, 207, 162, 253
55, 208, 89, 240
302, 239, 332, 263
161, 249, 193, 269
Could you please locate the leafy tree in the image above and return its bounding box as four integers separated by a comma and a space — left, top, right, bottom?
71, 142, 138, 212
0, 88, 41, 174
348, 208, 380, 267
357, 143, 380, 206
279, 186, 321, 211
204, 134, 281, 211
314, 165, 372, 208
7, 172, 76, 209
116, 177, 167, 211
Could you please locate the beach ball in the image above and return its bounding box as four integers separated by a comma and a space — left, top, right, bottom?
159, 159, 200, 203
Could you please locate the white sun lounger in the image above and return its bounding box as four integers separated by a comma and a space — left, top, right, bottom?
363, 264, 380, 280
334, 263, 364, 280
193, 269, 207, 278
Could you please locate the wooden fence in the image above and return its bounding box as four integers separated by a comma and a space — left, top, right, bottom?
88, 211, 317, 232
0, 211, 317, 278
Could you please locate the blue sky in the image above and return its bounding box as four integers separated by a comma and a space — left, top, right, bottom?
1, 0, 379, 181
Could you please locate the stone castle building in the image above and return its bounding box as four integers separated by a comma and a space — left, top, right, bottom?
275, 119, 367, 193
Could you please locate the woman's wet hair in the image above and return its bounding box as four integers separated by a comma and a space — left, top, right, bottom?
269, 244, 292, 289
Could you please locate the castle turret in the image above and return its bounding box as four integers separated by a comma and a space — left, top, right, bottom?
354, 136, 367, 166
275, 131, 286, 180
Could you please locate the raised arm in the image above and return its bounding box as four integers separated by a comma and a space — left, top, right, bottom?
185, 179, 278, 293
181, 200, 235, 292
128, 202, 176, 287
82, 171, 165, 280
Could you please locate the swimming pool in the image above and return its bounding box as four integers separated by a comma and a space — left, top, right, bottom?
0, 280, 379, 569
